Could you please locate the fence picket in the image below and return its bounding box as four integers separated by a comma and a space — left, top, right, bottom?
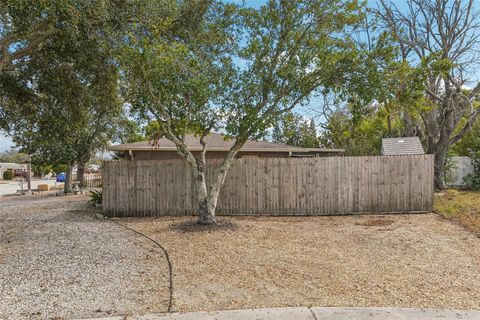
102, 155, 435, 217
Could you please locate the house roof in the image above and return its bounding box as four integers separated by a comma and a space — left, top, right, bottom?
381, 137, 425, 156
110, 133, 344, 154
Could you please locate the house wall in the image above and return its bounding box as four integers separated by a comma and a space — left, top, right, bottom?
130, 150, 291, 160
129, 150, 336, 160
103, 155, 435, 217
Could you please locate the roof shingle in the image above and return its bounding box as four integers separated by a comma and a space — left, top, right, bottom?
381, 137, 425, 155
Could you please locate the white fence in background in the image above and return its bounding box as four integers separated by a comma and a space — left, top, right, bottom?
446, 157, 474, 187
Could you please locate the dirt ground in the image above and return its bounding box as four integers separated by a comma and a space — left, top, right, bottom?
122, 214, 480, 313
3, 193, 480, 318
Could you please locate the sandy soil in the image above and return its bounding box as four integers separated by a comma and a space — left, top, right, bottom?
122, 214, 480, 312
0, 195, 169, 320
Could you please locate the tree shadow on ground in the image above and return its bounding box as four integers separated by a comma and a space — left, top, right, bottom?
169, 218, 238, 233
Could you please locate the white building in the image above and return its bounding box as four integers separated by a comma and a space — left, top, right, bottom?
0, 162, 27, 179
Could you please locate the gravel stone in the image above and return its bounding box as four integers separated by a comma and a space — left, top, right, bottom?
3, 194, 480, 318
0, 195, 169, 320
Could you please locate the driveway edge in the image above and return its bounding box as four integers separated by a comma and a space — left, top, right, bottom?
74, 307, 480, 320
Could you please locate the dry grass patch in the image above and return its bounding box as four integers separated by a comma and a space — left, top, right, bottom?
122, 214, 480, 313
435, 189, 480, 236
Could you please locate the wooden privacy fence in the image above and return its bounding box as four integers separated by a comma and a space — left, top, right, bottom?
102, 155, 434, 217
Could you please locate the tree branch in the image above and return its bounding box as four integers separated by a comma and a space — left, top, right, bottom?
449, 82, 480, 144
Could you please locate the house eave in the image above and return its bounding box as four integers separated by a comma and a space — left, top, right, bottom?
109, 146, 345, 153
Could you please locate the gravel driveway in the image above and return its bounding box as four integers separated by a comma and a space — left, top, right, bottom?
0, 195, 169, 320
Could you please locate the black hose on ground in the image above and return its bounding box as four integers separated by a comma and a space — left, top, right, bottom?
110, 219, 174, 313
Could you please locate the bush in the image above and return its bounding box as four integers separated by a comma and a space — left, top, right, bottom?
88, 189, 103, 207
52, 163, 68, 175
2, 170, 13, 180
463, 155, 480, 191
464, 173, 480, 191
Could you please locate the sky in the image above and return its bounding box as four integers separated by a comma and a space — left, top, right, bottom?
1, 0, 479, 152
0, 134, 13, 153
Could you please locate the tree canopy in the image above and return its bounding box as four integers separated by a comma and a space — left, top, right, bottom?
121, 0, 364, 223
2, 0, 480, 204
377, 0, 480, 189
272, 113, 319, 148
316, 0, 480, 188
0, 0, 134, 191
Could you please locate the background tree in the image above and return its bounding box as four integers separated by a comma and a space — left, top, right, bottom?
313, 16, 427, 156
110, 118, 147, 160
450, 111, 480, 189
0, 1, 55, 73
0, 0, 126, 192
114, 118, 146, 144
0, 149, 29, 163
123, 0, 363, 224
0, 0, 141, 74
20, 45, 120, 191
451, 117, 480, 157
31, 163, 52, 178
378, 0, 480, 190
318, 101, 403, 155
272, 112, 319, 148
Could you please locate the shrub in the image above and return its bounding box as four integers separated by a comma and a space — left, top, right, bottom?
2, 170, 13, 180
464, 173, 480, 191
463, 155, 480, 191
88, 189, 103, 207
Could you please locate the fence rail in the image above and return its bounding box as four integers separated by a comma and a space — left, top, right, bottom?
82, 176, 102, 188
102, 155, 434, 217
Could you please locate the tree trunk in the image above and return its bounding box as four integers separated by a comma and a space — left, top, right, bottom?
197, 179, 225, 225
64, 165, 73, 194
193, 146, 240, 225
26, 156, 32, 194
403, 113, 416, 137
77, 161, 86, 189
192, 164, 216, 224
386, 104, 392, 136
431, 143, 449, 191
198, 198, 217, 224
166, 129, 244, 225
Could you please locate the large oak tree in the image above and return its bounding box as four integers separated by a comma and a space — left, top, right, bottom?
0, 0, 136, 192
123, 0, 363, 224
378, 0, 480, 189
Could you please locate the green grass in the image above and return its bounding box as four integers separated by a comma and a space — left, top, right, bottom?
435, 189, 480, 236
